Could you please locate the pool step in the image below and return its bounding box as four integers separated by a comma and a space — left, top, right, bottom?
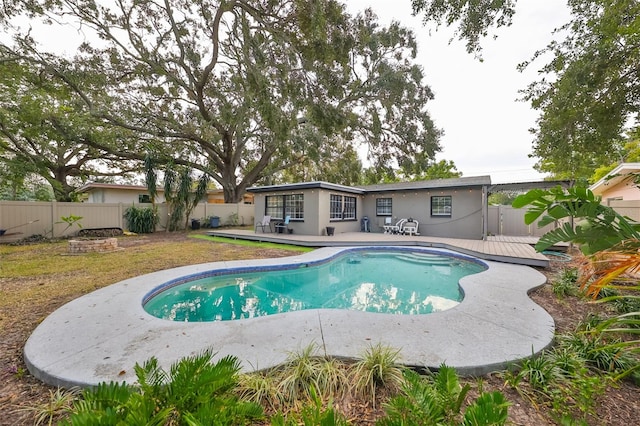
395, 253, 460, 266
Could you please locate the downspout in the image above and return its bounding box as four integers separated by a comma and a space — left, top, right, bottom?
482, 185, 488, 240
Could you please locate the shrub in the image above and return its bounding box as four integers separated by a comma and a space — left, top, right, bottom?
123, 205, 159, 234
378, 367, 509, 426
350, 343, 405, 400
61, 350, 263, 425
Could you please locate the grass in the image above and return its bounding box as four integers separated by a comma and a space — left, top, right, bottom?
0, 233, 305, 329
191, 234, 314, 252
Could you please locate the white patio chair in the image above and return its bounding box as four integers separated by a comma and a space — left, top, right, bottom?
382, 217, 393, 233
255, 215, 272, 233
389, 218, 406, 234
403, 220, 419, 236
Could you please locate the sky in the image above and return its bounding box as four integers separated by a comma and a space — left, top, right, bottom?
345, 0, 571, 183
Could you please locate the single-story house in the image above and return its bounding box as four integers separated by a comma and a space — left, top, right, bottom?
247, 176, 491, 240
76, 183, 253, 204
589, 163, 640, 204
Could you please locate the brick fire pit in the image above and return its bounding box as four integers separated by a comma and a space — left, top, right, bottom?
68, 238, 120, 254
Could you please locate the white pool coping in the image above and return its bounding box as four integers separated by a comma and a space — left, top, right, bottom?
24, 246, 554, 388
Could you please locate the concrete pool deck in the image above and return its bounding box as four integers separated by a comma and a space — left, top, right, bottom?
24, 246, 554, 389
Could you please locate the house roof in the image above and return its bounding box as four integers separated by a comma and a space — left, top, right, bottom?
75, 183, 162, 193
588, 163, 640, 196
356, 175, 492, 193
248, 176, 492, 195
247, 181, 366, 194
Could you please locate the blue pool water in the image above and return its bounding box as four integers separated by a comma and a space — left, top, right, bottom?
144, 249, 486, 322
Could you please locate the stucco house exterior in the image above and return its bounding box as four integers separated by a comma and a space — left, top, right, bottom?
248, 176, 491, 239
76, 183, 253, 204
76, 183, 166, 204
589, 163, 640, 204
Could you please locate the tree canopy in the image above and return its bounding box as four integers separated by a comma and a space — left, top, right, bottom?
413, 0, 640, 181
0, 61, 140, 201
2, 0, 445, 202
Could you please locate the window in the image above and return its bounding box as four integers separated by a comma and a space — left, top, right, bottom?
431, 195, 452, 217
330, 194, 357, 220
330, 194, 342, 220
343, 196, 356, 220
376, 198, 392, 216
138, 194, 151, 203
265, 194, 304, 220
285, 194, 304, 220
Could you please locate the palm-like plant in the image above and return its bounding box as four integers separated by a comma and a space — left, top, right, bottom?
62, 350, 263, 424
514, 185, 640, 379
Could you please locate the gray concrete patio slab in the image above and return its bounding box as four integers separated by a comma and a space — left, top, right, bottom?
24, 246, 554, 389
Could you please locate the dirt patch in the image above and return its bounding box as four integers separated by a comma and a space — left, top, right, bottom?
1, 234, 638, 425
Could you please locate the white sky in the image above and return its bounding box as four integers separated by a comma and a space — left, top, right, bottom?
346, 0, 571, 183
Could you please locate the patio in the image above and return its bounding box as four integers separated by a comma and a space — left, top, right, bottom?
208, 229, 552, 268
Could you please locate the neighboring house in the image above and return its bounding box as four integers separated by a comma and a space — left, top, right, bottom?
206, 189, 254, 204
589, 163, 640, 204
248, 176, 491, 239
77, 183, 253, 205
77, 183, 166, 204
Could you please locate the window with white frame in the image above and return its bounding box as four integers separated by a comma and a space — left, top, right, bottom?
330, 194, 342, 220
285, 194, 304, 220
376, 198, 392, 216
431, 195, 452, 217
329, 194, 356, 220
265, 194, 304, 220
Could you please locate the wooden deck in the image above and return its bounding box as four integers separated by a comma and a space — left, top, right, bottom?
208, 230, 550, 268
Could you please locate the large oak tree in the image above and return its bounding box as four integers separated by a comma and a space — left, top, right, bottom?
2, 0, 442, 202
0, 61, 140, 201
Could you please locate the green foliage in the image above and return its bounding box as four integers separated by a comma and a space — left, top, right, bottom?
350, 343, 405, 400
523, 1, 640, 180
0, 61, 140, 202
237, 371, 282, 411
4, 1, 443, 203
462, 391, 510, 426
552, 267, 580, 298
123, 206, 159, 234
504, 342, 610, 423
410, 0, 516, 56
21, 387, 78, 425
145, 161, 209, 231
276, 343, 348, 403
517, 354, 558, 390
378, 367, 509, 426
559, 333, 636, 374
513, 185, 640, 255
270, 387, 348, 426
62, 351, 263, 425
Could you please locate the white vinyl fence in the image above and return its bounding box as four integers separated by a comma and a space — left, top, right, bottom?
487, 205, 558, 237
0, 201, 254, 243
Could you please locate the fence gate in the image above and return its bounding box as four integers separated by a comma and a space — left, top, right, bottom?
488, 205, 557, 237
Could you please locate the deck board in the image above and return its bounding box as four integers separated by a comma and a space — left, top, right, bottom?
208, 230, 550, 268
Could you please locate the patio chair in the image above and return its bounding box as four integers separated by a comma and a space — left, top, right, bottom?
402, 219, 420, 236
274, 216, 291, 234
389, 218, 406, 234
382, 217, 393, 233
255, 215, 272, 233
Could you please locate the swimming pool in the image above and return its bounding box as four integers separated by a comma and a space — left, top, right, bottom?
144, 249, 487, 321
24, 245, 553, 388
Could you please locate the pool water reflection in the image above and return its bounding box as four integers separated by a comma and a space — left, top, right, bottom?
144, 249, 486, 322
